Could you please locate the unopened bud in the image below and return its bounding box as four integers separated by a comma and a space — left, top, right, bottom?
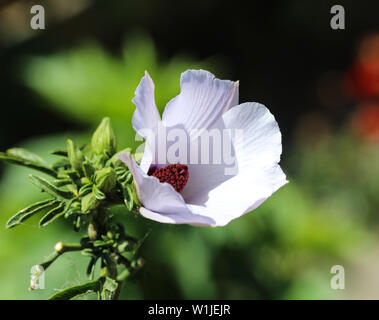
91, 117, 117, 156
95, 167, 117, 193
81, 192, 99, 213
66, 139, 85, 173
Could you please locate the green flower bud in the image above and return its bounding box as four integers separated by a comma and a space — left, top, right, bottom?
66, 139, 85, 173
81, 192, 99, 213
95, 167, 117, 193
91, 117, 117, 157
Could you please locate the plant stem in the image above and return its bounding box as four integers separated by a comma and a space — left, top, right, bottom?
38, 241, 84, 270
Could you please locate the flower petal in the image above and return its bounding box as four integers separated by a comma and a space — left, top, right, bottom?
132, 71, 161, 172
162, 69, 239, 132
222, 102, 284, 168
118, 151, 216, 225
185, 102, 288, 226
132, 71, 161, 137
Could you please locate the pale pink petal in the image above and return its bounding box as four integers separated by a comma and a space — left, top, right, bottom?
119, 151, 215, 225
132, 71, 161, 136
162, 70, 239, 132
184, 102, 288, 226
132, 71, 161, 172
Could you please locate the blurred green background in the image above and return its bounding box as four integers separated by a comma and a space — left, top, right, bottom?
0, 0, 379, 299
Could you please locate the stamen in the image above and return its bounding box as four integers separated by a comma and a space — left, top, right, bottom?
148, 164, 189, 193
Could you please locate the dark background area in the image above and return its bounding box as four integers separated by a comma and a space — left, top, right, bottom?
1, 0, 376, 151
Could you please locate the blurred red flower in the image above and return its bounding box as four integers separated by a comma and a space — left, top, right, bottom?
352, 102, 379, 142
345, 34, 379, 100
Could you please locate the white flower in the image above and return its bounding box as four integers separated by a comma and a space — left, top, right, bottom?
119, 69, 288, 226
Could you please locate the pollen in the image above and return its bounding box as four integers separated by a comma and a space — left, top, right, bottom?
149, 164, 189, 193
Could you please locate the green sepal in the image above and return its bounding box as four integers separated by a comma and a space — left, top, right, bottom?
0, 148, 56, 177
6, 199, 58, 229
28, 174, 73, 200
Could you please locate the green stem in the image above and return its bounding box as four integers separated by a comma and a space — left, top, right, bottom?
38, 241, 84, 270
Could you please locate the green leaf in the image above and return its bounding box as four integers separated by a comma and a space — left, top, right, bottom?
49, 149, 68, 157
51, 158, 70, 171
52, 178, 72, 187
0, 148, 56, 177
48, 279, 101, 300
6, 199, 58, 229
82, 161, 95, 179
93, 240, 113, 248
28, 174, 73, 200
81, 248, 96, 257
78, 183, 93, 197
39, 201, 69, 227
93, 184, 106, 200
86, 257, 98, 279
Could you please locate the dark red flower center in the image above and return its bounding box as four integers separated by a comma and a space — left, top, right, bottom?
148, 164, 189, 193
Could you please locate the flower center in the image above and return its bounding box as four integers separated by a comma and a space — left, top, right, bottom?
148, 164, 189, 193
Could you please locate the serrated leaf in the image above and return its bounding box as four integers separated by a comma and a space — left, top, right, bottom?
39, 201, 70, 227
6, 199, 58, 229
0, 148, 56, 177
29, 174, 73, 200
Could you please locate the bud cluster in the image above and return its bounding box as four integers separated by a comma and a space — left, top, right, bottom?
0, 117, 143, 300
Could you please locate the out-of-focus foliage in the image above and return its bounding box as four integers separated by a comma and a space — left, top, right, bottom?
23, 33, 216, 149
0, 34, 378, 299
